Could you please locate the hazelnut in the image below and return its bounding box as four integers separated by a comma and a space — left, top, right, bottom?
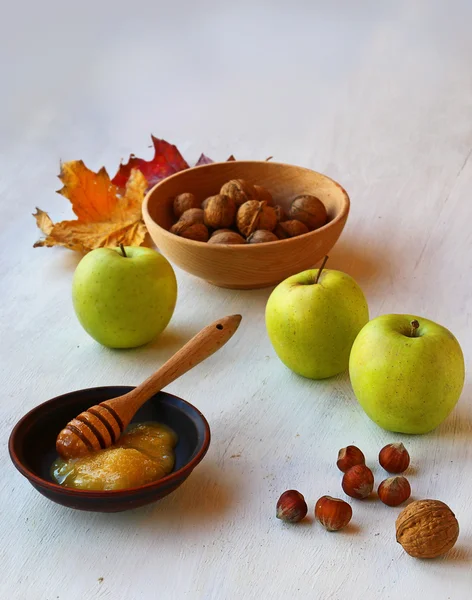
336, 446, 365, 473
173, 192, 200, 219
342, 464, 374, 499
274, 219, 309, 239
396, 499, 459, 558
379, 443, 410, 473
207, 231, 245, 245
178, 208, 204, 225
220, 179, 257, 206
236, 201, 277, 237
274, 205, 287, 223
315, 496, 353, 531
276, 490, 308, 523
378, 476, 411, 507
253, 184, 273, 205
290, 195, 327, 230
203, 194, 237, 229
247, 230, 279, 244
171, 222, 209, 242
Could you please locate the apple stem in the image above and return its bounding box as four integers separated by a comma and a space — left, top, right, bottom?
314, 255, 329, 284
119, 244, 127, 258
410, 320, 420, 337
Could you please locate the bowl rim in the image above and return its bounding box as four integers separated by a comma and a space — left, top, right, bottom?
8, 387, 211, 497
142, 160, 350, 248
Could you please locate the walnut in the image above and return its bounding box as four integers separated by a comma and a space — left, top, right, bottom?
290, 195, 327, 230
178, 208, 204, 225
220, 179, 257, 206
170, 221, 209, 242
247, 230, 279, 244
236, 201, 277, 237
210, 228, 234, 238
396, 499, 459, 558
253, 184, 273, 206
274, 204, 287, 223
203, 194, 236, 229
173, 193, 200, 219
208, 231, 245, 245
275, 219, 309, 239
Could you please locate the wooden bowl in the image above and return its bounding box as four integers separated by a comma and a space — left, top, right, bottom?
143, 161, 350, 289
9, 387, 210, 513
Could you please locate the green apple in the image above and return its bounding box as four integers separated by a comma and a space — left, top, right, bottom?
349, 314, 465, 434
72, 246, 177, 348
265, 265, 369, 379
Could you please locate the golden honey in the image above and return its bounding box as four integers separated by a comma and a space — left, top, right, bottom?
52, 422, 177, 491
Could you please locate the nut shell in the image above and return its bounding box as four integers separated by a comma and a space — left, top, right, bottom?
274, 205, 287, 223
253, 184, 273, 205
178, 208, 204, 225
236, 201, 277, 237
378, 476, 411, 507
247, 230, 279, 244
173, 193, 200, 219
179, 223, 209, 242
208, 231, 245, 245
396, 499, 459, 558
315, 496, 352, 531
337, 446, 365, 473
379, 443, 410, 474
290, 195, 327, 230
342, 464, 374, 499
220, 179, 257, 207
275, 219, 309, 239
276, 490, 308, 523
203, 194, 237, 229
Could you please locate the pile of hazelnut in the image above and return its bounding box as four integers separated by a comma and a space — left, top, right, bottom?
168, 179, 328, 244
276, 442, 460, 559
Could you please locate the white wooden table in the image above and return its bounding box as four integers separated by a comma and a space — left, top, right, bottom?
1, 2, 471, 598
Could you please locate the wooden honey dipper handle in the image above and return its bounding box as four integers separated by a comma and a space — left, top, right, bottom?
56, 314, 242, 459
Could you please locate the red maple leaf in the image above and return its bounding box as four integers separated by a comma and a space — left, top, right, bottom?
112, 136, 190, 189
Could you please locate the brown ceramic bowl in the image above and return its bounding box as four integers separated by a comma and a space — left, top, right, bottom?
9, 387, 210, 512
143, 161, 350, 289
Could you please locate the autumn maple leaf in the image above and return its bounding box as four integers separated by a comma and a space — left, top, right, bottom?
33, 161, 148, 252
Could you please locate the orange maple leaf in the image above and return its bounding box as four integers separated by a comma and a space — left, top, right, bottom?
34, 161, 148, 252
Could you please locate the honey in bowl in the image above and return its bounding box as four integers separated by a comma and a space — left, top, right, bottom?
52, 422, 177, 491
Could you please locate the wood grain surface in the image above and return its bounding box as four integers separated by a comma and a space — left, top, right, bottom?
1, 1, 471, 599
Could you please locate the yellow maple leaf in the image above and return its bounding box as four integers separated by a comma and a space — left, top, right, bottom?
34, 161, 148, 252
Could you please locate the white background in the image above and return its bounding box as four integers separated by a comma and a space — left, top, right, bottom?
1, 1, 471, 599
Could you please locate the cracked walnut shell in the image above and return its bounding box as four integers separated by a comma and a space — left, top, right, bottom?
396, 499, 459, 558
236, 201, 277, 237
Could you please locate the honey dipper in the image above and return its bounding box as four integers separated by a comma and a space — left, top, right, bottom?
56, 314, 242, 459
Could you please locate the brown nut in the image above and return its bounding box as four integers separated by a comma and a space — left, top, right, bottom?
253, 184, 273, 205
290, 195, 327, 230
315, 496, 353, 531
178, 208, 204, 225
396, 499, 459, 558
208, 231, 245, 245
274, 205, 287, 223
275, 219, 309, 239
276, 490, 308, 523
203, 194, 237, 229
173, 192, 200, 219
337, 446, 365, 473
210, 228, 234, 238
342, 465, 374, 499
378, 476, 411, 507
247, 230, 279, 244
236, 200, 277, 237
220, 179, 257, 207
379, 443, 410, 474
170, 222, 209, 242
